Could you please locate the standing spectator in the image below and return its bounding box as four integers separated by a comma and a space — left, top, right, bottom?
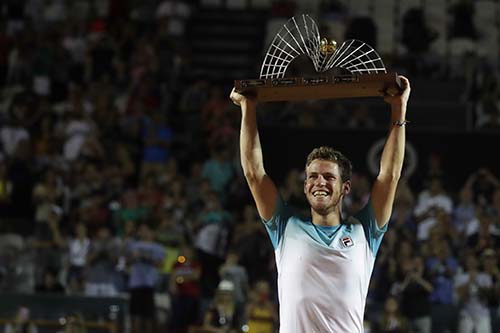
169, 245, 201, 333
195, 191, 232, 308
232, 205, 274, 286
455, 253, 494, 333
481, 248, 500, 333
201, 145, 234, 200
85, 225, 122, 296
219, 250, 249, 318
127, 223, 165, 333
425, 239, 458, 333
414, 177, 453, 242
66, 222, 90, 293
391, 256, 433, 333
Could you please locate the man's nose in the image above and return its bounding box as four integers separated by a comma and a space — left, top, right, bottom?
315, 176, 326, 185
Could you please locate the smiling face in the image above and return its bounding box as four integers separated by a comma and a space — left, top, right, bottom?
304, 159, 351, 216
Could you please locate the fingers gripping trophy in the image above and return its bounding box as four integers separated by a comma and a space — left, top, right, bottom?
234, 14, 402, 101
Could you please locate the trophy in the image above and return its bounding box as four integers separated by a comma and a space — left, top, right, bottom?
234, 14, 401, 102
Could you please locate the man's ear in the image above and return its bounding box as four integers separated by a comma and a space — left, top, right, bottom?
342, 180, 351, 196
303, 180, 307, 195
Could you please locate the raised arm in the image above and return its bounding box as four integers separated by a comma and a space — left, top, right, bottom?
371, 76, 411, 228
230, 88, 279, 220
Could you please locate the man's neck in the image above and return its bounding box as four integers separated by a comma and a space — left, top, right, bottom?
311, 210, 342, 226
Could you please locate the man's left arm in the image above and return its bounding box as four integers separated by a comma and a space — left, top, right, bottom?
371, 76, 411, 228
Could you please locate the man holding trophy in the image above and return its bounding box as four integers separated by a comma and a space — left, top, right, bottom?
230, 14, 411, 333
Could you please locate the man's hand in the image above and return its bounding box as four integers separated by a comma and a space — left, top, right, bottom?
230, 87, 257, 108
384, 75, 411, 109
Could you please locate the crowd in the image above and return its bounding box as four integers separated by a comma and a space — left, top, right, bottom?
0, 1, 500, 333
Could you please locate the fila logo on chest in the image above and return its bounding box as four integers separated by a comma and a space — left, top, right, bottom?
341, 236, 354, 248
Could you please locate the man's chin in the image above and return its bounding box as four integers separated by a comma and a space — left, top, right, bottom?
310, 204, 331, 216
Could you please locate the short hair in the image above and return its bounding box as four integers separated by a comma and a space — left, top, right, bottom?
305, 146, 352, 182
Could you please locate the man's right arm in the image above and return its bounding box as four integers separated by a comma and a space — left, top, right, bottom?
230, 88, 278, 221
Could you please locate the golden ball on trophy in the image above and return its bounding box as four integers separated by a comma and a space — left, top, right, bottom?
320, 37, 337, 55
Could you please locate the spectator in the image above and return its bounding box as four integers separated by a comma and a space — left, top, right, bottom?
245, 280, 277, 333
425, 239, 458, 333
481, 248, 500, 333
195, 191, 232, 305
127, 223, 165, 333
84, 225, 122, 296
35, 267, 65, 294
201, 280, 242, 333
414, 177, 453, 241
201, 145, 234, 200
169, 244, 201, 333
455, 253, 493, 333
66, 222, 90, 293
4, 306, 38, 333
219, 250, 249, 316
375, 296, 410, 333
391, 256, 433, 333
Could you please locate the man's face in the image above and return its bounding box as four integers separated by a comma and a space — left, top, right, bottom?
304, 159, 350, 215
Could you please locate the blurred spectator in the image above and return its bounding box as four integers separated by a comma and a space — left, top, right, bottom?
155, 0, 192, 38
61, 312, 87, 333
455, 253, 493, 333
84, 225, 122, 296
35, 267, 64, 294
245, 280, 277, 333
3, 306, 38, 333
414, 177, 453, 241
481, 248, 500, 333
195, 192, 232, 304
390, 256, 433, 333
201, 145, 235, 200
141, 110, 173, 176
425, 239, 458, 333
127, 223, 165, 333
218, 251, 249, 315
401, 8, 438, 76
374, 296, 409, 333
201, 280, 242, 333
280, 168, 307, 212
169, 245, 201, 333
466, 168, 500, 208
232, 205, 274, 286
66, 222, 90, 294
453, 185, 476, 239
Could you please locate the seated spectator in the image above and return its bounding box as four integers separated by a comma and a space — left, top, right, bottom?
4, 306, 38, 333
245, 280, 277, 333
201, 280, 242, 333
375, 296, 410, 333
35, 267, 65, 294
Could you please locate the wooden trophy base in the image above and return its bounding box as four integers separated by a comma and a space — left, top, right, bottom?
234, 72, 402, 102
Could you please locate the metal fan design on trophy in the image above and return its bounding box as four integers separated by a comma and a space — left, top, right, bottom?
235, 14, 401, 102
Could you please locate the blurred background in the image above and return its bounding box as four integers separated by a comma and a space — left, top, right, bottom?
0, 0, 499, 332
